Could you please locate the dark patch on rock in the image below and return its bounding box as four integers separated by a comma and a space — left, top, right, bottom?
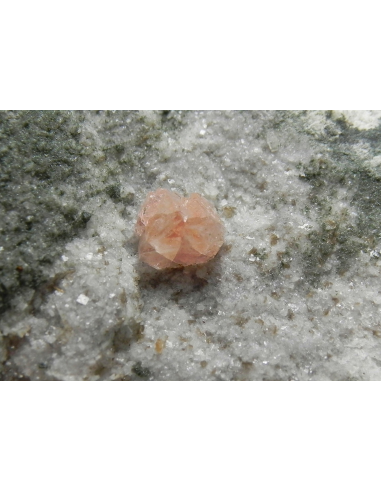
112, 320, 145, 352
105, 183, 121, 202
0, 111, 87, 314
29, 269, 75, 315
299, 148, 381, 286
131, 361, 152, 379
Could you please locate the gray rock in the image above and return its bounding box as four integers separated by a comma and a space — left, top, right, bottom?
1, 110, 381, 380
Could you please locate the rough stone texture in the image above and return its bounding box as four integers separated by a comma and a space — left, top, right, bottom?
1, 110, 381, 380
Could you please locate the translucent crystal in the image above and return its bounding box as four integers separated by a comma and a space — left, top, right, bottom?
136, 189, 224, 269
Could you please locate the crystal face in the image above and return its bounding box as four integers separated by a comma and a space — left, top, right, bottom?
136, 189, 224, 269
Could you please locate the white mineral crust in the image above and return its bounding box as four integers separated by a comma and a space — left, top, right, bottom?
2, 110, 381, 380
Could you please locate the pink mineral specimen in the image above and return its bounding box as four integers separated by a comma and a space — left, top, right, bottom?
136, 189, 224, 269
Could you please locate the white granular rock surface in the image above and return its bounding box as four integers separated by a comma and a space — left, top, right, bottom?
1, 110, 381, 380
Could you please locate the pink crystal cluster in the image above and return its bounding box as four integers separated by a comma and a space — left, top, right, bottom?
136, 189, 224, 269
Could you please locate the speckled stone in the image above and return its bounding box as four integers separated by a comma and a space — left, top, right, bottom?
2, 110, 381, 381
